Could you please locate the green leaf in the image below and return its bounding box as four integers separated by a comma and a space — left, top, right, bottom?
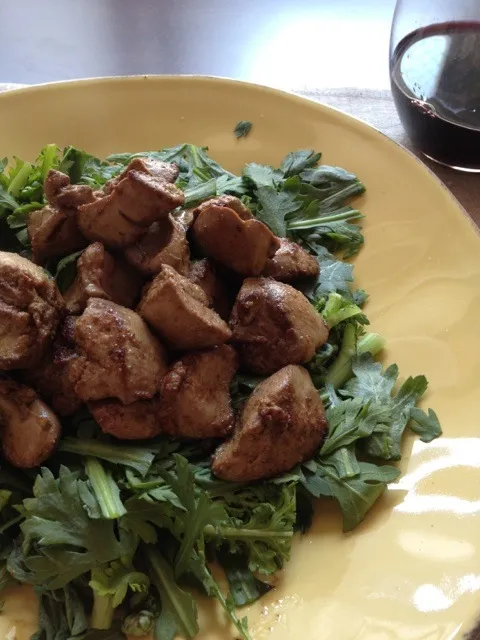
342, 355, 436, 460
312, 246, 355, 298
206, 483, 295, 575
409, 407, 442, 443
280, 149, 321, 177
59, 436, 156, 477
301, 164, 358, 186
243, 163, 282, 189
157, 456, 227, 578
255, 186, 300, 236
0, 186, 19, 214
32, 585, 88, 640
59, 146, 91, 184
321, 292, 367, 329
343, 355, 398, 402
121, 495, 174, 545
217, 550, 272, 606
19, 467, 136, 588
301, 457, 400, 532
325, 460, 400, 531
321, 398, 391, 456
90, 558, 150, 609
148, 547, 199, 640
54, 250, 84, 293
324, 327, 386, 391
234, 121, 253, 138
6, 203, 42, 229
198, 565, 252, 640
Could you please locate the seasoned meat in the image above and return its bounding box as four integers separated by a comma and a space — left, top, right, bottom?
175, 208, 195, 231
77, 166, 185, 248
125, 214, 190, 276
188, 258, 232, 320
28, 170, 94, 264
212, 365, 327, 482
0, 252, 64, 370
28, 206, 87, 265
193, 204, 280, 276
230, 278, 329, 374
64, 242, 142, 314
158, 345, 238, 439
77, 193, 145, 247
69, 298, 168, 404
43, 169, 70, 202
193, 195, 253, 221
22, 317, 82, 416
263, 238, 320, 282
0, 378, 61, 468
138, 265, 231, 350
106, 158, 179, 191
89, 398, 161, 440
44, 170, 95, 209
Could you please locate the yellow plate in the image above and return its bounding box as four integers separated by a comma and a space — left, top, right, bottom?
0, 76, 480, 640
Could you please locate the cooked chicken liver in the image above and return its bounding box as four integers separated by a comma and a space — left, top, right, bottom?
263, 238, 320, 282
44, 169, 95, 209
28, 169, 94, 264
192, 204, 280, 276
137, 264, 231, 350
63, 242, 142, 314
212, 365, 328, 482
230, 277, 329, 374
188, 258, 232, 320
89, 398, 161, 440
0, 252, 64, 370
158, 345, 238, 439
23, 317, 82, 417
0, 377, 61, 468
125, 214, 190, 276
77, 160, 184, 248
108, 157, 179, 188
193, 195, 253, 221
69, 298, 167, 404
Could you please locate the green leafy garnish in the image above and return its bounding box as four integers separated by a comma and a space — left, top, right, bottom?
0, 140, 441, 640
234, 121, 253, 138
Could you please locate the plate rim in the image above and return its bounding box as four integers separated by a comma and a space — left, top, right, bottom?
0, 73, 478, 239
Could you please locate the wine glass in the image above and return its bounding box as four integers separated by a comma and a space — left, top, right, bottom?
390, 0, 480, 172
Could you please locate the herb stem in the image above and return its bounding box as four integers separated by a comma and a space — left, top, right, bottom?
59, 437, 154, 476
203, 524, 293, 541
41, 144, 58, 181
184, 178, 217, 207
200, 564, 252, 640
0, 514, 23, 534
8, 162, 33, 197
319, 182, 366, 211
91, 592, 115, 630
325, 327, 385, 389
85, 457, 126, 520
147, 547, 199, 640
287, 209, 363, 230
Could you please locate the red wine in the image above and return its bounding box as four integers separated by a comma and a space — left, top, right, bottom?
391, 21, 480, 170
